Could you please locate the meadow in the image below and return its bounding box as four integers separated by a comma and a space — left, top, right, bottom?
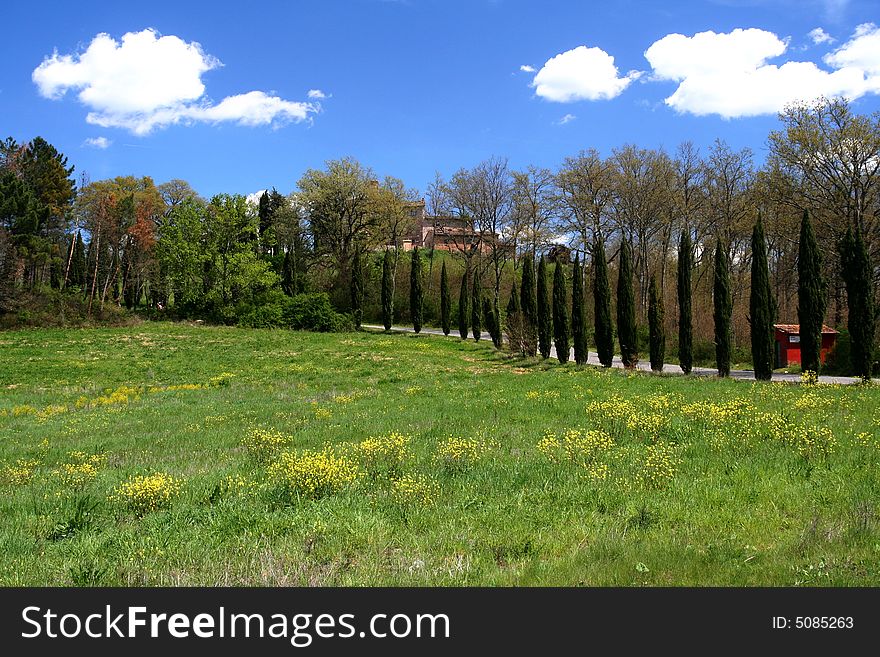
0, 322, 878, 586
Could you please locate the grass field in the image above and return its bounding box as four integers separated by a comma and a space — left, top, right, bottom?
1, 322, 878, 586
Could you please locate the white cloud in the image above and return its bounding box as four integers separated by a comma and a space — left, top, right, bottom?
809, 28, 835, 45
532, 45, 641, 102
246, 189, 268, 207
82, 136, 111, 149
644, 27, 880, 118
824, 22, 880, 77
519, 64, 536, 73
557, 113, 577, 125
307, 89, 327, 99
33, 28, 319, 135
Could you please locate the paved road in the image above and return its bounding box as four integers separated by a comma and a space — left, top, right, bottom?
362, 324, 867, 385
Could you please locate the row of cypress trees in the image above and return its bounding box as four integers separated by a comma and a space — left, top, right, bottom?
372, 220, 873, 380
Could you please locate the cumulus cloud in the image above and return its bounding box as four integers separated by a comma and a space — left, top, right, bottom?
307, 89, 327, 99
644, 26, 880, 118
519, 64, 536, 73
82, 136, 111, 149
33, 28, 319, 135
557, 113, 577, 125
809, 27, 835, 45
532, 45, 641, 102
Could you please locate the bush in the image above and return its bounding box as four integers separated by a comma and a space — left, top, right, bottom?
284, 293, 353, 332
235, 291, 353, 332
822, 328, 851, 376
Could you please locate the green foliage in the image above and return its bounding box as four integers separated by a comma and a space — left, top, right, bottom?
471, 267, 482, 342
750, 215, 774, 380
350, 247, 363, 330
797, 211, 827, 375
458, 268, 469, 340
677, 231, 693, 375
68, 232, 86, 289
410, 247, 423, 333
840, 226, 876, 380
506, 282, 523, 353
593, 239, 613, 368
713, 239, 732, 377
616, 241, 638, 368
537, 256, 552, 359
648, 274, 665, 372
519, 254, 538, 356
381, 249, 393, 331
236, 291, 352, 332
440, 260, 451, 336
572, 255, 587, 365
483, 296, 502, 349
552, 261, 569, 363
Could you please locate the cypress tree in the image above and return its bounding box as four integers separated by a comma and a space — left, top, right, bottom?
616, 240, 638, 368
281, 250, 295, 297
506, 282, 523, 353
840, 226, 876, 380
350, 247, 363, 330
572, 255, 587, 365
552, 262, 570, 364
750, 215, 774, 380
520, 254, 538, 356
381, 249, 393, 331
471, 266, 482, 341
484, 296, 501, 348
648, 274, 665, 372
797, 210, 827, 376
713, 238, 732, 377
458, 268, 469, 339
410, 247, 423, 333
440, 260, 451, 336
69, 232, 86, 288
593, 239, 613, 368
677, 231, 693, 374
537, 256, 552, 359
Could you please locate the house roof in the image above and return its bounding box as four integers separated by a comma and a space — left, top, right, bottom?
774, 324, 839, 334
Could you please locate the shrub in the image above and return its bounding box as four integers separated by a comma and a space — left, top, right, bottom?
110, 472, 181, 516
284, 293, 353, 332
268, 448, 360, 500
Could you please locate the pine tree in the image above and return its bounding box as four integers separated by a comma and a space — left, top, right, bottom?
350, 247, 363, 330
617, 240, 638, 368
381, 249, 393, 331
648, 274, 665, 372
471, 266, 482, 341
750, 215, 774, 380
797, 210, 827, 376
713, 238, 732, 377
840, 226, 876, 380
440, 260, 451, 336
410, 247, 423, 333
553, 262, 570, 363
572, 255, 587, 365
520, 254, 538, 356
506, 282, 523, 353
676, 231, 693, 374
537, 256, 552, 359
49, 244, 62, 290
593, 239, 613, 368
458, 268, 469, 340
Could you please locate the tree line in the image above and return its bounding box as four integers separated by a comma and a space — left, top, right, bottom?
0, 97, 877, 374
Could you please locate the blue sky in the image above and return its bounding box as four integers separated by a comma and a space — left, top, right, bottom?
3, 0, 879, 199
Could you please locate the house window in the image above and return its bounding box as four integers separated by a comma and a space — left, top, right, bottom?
789, 335, 800, 343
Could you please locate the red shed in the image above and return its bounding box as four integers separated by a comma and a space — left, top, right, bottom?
773, 324, 839, 368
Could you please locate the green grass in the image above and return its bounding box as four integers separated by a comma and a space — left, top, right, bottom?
1, 322, 878, 586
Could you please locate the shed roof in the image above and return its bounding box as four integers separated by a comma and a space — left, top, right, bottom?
773, 324, 839, 334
